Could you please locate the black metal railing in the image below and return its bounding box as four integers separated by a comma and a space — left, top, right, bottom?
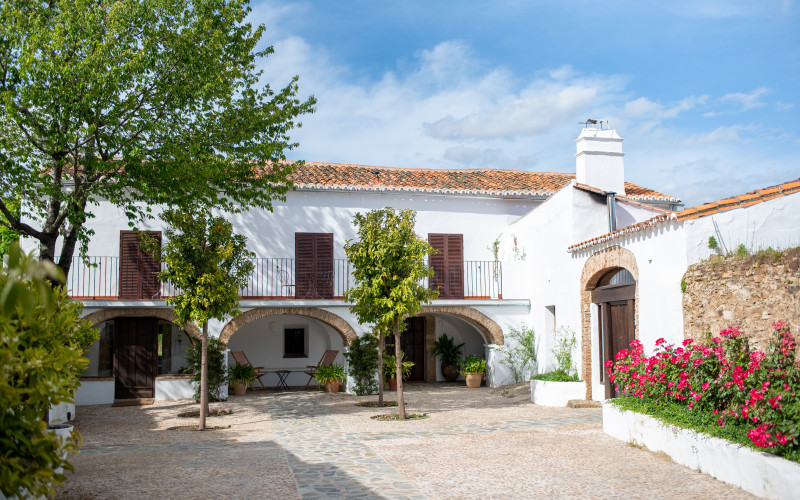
64, 257, 502, 300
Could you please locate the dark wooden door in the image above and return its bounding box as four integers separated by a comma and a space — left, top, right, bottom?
114, 317, 158, 399
599, 297, 635, 399
119, 231, 161, 300
295, 233, 334, 298
428, 234, 464, 299
386, 317, 426, 381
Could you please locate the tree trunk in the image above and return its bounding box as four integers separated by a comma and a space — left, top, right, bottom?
377, 330, 384, 406
395, 316, 406, 420
199, 321, 208, 431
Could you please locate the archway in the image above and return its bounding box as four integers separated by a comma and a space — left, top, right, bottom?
82, 307, 201, 339
219, 307, 357, 346
580, 246, 639, 400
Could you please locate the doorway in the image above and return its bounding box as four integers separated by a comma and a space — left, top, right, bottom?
592, 268, 635, 399
114, 317, 158, 399
386, 317, 426, 381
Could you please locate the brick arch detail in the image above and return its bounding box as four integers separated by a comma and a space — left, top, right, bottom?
81, 308, 202, 340
419, 306, 504, 345
579, 245, 639, 400
219, 307, 358, 346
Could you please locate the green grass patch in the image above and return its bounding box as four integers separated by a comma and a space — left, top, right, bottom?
531, 370, 580, 382
610, 397, 800, 464
370, 413, 428, 421
355, 401, 398, 407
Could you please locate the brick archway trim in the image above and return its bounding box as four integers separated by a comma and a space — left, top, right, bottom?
579, 245, 639, 400
219, 307, 358, 346
419, 306, 504, 345
81, 308, 202, 340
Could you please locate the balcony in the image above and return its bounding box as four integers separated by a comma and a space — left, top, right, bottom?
64, 257, 503, 301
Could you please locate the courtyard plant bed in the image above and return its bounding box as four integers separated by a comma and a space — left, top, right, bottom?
371, 413, 429, 421
355, 401, 398, 407
530, 327, 584, 406
605, 321, 800, 498
177, 408, 233, 418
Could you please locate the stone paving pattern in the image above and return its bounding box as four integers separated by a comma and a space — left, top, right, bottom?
57, 383, 754, 499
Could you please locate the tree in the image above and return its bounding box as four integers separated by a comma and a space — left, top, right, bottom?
152, 208, 253, 430
0, 0, 315, 277
0, 195, 19, 257
0, 243, 97, 498
344, 208, 437, 419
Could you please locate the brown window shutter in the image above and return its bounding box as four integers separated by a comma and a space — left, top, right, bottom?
119, 231, 161, 299
140, 232, 161, 299
428, 234, 446, 296
295, 233, 334, 299
315, 233, 334, 298
295, 233, 314, 298
428, 234, 463, 299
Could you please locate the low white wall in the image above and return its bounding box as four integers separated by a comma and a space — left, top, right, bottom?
155, 377, 195, 401
48, 402, 76, 424
530, 380, 585, 406
603, 402, 800, 500
75, 379, 114, 406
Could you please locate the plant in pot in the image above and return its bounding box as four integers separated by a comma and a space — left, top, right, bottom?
229, 362, 257, 396
460, 354, 486, 388
431, 334, 464, 382
315, 363, 346, 393
383, 351, 415, 391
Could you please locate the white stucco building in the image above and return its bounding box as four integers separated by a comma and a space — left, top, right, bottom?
30, 125, 798, 405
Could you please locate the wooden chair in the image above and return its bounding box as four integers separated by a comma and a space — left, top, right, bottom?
304, 349, 339, 387
230, 351, 268, 390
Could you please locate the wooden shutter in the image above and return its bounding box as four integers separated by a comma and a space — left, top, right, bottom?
295, 233, 333, 299
119, 231, 161, 299
428, 234, 463, 299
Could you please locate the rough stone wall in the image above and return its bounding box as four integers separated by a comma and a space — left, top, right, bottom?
682, 248, 800, 353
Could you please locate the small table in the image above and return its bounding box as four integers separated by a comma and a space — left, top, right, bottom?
267, 368, 303, 391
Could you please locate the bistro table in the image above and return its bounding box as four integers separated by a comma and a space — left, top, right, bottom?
265, 368, 305, 391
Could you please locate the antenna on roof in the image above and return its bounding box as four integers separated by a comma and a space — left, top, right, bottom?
578, 119, 607, 130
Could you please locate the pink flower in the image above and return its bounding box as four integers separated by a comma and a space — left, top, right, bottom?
656, 338, 666, 345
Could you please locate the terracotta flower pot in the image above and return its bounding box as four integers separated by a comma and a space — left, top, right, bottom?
232, 380, 247, 396
464, 372, 483, 388
441, 363, 460, 382
325, 379, 340, 393
387, 378, 398, 391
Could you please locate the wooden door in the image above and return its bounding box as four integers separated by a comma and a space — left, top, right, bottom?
386, 317, 426, 381
119, 231, 161, 300
428, 234, 464, 299
114, 317, 158, 399
295, 233, 334, 298
599, 298, 635, 399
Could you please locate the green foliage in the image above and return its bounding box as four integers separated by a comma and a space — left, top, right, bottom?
383, 350, 415, 381
229, 362, 256, 383
0, 0, 315, 274
0, 243, 97, 498
680, 278, 687, 293
343, 333, 380, 395
552, 326, 577, 377
0, 195, 20, 257
500, 324, 537, 383
186, 337, 227, 401
460, 354, 486, 374
734, 243, 750, 258
431, 334, 464, 366
531, 370, 580, 382
314, 363, 346, 385
708, 236, 718, 250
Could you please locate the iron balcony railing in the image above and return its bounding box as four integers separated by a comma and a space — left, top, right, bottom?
64, 257, 503, 300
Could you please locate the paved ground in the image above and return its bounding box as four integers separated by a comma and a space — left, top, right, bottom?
57, 383, 754, 499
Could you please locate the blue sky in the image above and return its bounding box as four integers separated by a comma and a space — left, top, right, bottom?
250, 1, 799, 207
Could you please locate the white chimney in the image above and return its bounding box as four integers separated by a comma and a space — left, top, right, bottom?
574, 127, 625, 195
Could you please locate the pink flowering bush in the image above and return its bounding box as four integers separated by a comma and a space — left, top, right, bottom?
609, 321, 800, 455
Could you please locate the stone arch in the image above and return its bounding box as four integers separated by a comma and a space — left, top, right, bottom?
81, 307, 202, 340
419, 306, 504, 345
579, 245, 639, 399
219, 307, 358, 346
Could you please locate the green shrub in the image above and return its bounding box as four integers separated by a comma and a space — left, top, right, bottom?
229, 362, 256, 383
531, 370, 580, 382
344, 333, 380, 395
708, 236, 718, 250
734, 243, 750, 258
0, 244, 97, 498
552, 326, 577, 377
315, 363, 346, 386
431, 333, 464, 366
500, 324, 537, 383
460, 354, 486, 374
186, 336, 227, 401
383, 350, 414, 381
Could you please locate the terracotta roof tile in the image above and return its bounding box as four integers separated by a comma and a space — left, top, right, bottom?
568, 177, 800, 253
264, 162, 679, 201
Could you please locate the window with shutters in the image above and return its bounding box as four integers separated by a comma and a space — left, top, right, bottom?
295, 233, 334, 299
119, 231, 161, 300
284, 327, 308, 358
428, 234, 464, 299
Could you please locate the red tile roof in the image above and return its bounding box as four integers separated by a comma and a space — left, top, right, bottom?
568, 178, 800, 252
273, 162, 679, 201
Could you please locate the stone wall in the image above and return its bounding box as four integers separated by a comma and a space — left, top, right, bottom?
682, 248, 800, 353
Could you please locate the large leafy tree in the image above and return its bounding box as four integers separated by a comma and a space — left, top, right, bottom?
344, 208, 437, 419
152, 208, 253, 430
0, 0, 315, 277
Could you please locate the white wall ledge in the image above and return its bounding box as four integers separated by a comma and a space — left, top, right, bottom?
603, 402, 800, 499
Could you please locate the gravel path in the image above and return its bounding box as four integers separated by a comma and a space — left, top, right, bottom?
56, 383, 754, 499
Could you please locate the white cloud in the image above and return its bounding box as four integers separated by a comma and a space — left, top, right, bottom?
624, 95, 707, 120
719, 87, 770, 111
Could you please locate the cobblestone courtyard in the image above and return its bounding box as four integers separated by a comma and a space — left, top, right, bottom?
57, 384, 752, 499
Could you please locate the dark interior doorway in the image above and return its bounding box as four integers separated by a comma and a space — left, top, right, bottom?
386, 317, 426, 381
592, 268, 635, 399
114, 317, 158, 399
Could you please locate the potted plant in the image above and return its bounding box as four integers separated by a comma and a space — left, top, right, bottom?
229, 362, 257, 396
431, 334, 464, 382
315, 363, 346, 393
383, 351, 415, 391
460, 354, 486, 388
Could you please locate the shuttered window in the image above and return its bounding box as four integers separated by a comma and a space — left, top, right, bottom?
119, 231, 161, 300
295, 233, 334, 299
428, 234, 464, 299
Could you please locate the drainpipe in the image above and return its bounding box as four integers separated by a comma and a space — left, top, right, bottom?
606, 192, 617, 232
